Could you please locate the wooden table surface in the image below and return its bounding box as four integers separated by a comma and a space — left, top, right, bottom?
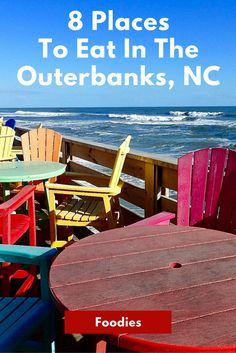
50, 225, 236, 350
0, 161, 66, 182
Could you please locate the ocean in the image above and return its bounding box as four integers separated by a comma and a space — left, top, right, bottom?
1, 106, 236, 157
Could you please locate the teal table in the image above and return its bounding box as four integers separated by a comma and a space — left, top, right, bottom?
0, 161, 66, 183
0, 161, 66, 199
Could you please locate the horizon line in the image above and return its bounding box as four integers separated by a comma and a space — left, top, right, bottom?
0, 105, 235, 109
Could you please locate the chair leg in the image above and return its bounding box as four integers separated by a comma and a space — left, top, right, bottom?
103, 196, 116, 229
28, 194, 36, 246
96, 340, 107, 353
113, 196, 124, 227
43, 311, 56, 353
48, 191, 58, 247
49, 212, 58, 247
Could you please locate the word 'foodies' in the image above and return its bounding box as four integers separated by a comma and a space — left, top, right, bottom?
68, 10, 169, 32
95, 316, 142, 328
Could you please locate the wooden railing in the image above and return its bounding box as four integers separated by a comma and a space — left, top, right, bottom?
15, 127, 178, 225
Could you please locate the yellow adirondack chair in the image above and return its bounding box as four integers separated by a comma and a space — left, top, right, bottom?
0, 126, 15, 161
46, 135, 131, 247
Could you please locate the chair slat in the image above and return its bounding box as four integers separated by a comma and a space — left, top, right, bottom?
177, 152, 193, 226
217, 149, 236, 232
45, 129, 54, 161
28, 129, 38, 160
204, 148, 228, 228
21, 131, 31, 161
0, 298, 39, 334
65, 198, 83, 221
190, 149, 210, 226
38, 128, 46, 161
80, 198, 102, 222
0, 297, 15, 314
52, 132, 62, 162
56, 198, 78, 219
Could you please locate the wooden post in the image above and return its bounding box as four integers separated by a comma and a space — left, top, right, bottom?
144, 163, 158, 217
61, 141, 70, 170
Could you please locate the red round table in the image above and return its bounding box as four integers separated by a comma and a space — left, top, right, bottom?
50, 225, 236, 352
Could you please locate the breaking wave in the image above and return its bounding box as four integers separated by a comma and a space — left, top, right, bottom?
108, 111, 224, 123
13, 110, 78, 117
108, 113, 187, 122
169, 111, 223, 118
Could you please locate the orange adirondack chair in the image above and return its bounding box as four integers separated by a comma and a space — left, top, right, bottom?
12, 128, 62, 198
46, 136, 131, 247
0, 185, 36, 296
131, 148, 236, 234
21, 127, 62, 163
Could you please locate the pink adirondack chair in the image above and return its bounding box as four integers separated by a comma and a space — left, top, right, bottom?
130, 148, 236, 234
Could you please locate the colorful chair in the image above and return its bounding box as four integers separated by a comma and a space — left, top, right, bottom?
21, 127, 62, 164
0, 244, 57, 353
46, 135, 131, 247
130, 148, 236, 234
0, 126, 15, 161
12, 128, 62, 200
0, 185, 36, 295
5, 118, 16, 130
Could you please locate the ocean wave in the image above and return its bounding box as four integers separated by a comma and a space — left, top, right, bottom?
0, 110, 108, 119
109, 113, 187, 122
108, 111, 224, 123
13, 110, 78, 117
169, 111, 223, 118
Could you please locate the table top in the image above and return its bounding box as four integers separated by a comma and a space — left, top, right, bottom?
50, 225, 236, 350
0, 161, 66, 182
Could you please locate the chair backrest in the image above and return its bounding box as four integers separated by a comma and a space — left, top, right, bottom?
5, 118, 16, 129
177, 148, 236, 233
21, 128, 62, 162
109, 135, 131, 190
0, 126, 15, 161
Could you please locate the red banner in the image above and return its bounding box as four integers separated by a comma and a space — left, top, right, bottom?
65, 310, 172, 334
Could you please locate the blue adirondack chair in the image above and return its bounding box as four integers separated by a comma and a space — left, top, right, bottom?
0, 244, 57, 353
5, 119, 16, 130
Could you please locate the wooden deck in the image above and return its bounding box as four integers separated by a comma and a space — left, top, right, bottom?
15, 127, 177, 228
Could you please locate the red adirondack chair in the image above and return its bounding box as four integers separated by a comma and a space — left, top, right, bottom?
131, 148, 236, 234
0, 185, 36, 296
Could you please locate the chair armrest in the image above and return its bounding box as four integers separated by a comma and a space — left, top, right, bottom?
46, 182, 114, 195
62, 172, 110, 180
0, 185, 35, 216
59, 172, 111, 186
128, 212, 176, 227
0, 244, 57, 265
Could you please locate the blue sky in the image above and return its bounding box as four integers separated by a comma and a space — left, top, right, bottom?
0, 0, 235, 107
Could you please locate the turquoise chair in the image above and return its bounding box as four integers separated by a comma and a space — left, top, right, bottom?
0, 245, 57, 353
